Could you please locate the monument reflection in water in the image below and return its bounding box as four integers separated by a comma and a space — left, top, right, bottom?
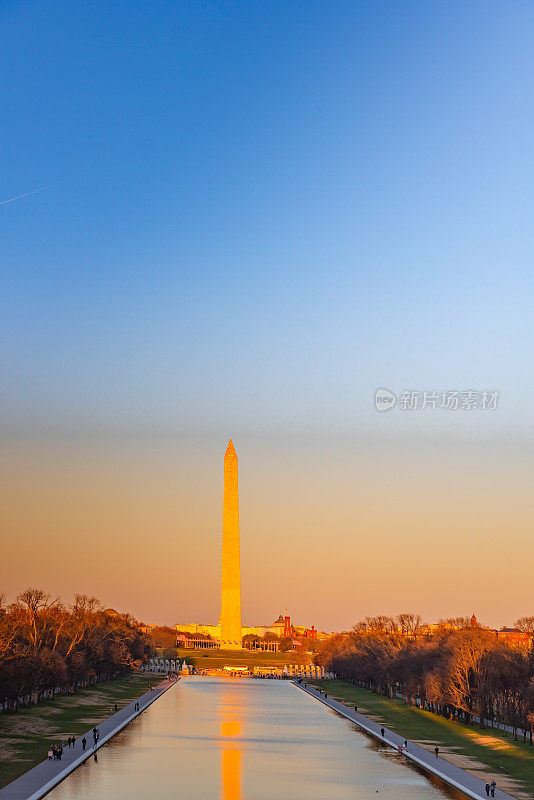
44, 678, 462, 800
220, 685, 242, 800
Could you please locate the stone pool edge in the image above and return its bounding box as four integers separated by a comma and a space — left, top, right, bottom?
293, 681, 516, 800
0, 678, 178, 800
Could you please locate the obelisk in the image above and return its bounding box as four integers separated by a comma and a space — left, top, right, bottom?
219, 438, 242, 649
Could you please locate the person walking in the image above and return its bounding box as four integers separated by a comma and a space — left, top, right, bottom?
82, 737, 86, 751
404, 740, 408, 749
485, 783, 490, 797
381, 727, 385, 738
490, 780, 496, 797
57, 747, 63, 761
434, 746, 439, 758
47, 748, 53, 760
72, 736, 76, 747
67, 737, 72, 748
114, 703, 118, 711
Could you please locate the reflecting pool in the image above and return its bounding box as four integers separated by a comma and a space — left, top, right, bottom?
46, 677, 463, 800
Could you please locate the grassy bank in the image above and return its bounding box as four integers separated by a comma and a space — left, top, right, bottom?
0, 671, 156, 789
309, 679, 534, 800
174, 647, 304, 669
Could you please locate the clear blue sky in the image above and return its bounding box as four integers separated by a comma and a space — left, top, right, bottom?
2, 0, 533, 439
2, 2, 534, 626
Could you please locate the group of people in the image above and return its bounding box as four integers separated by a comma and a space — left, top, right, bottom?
47, 736, 80, 761
485, 780, 497, 797
46, 694, 148, 765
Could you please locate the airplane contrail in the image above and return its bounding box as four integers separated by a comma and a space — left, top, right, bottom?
0, 186, 49, 206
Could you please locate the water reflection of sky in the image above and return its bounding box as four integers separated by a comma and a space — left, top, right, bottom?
46, 678, 464, 800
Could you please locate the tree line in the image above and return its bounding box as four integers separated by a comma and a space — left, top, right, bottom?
316, 614, 534, 743
0, 588, 152, 712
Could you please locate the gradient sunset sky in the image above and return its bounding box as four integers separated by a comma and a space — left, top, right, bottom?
1, 1, 533, 631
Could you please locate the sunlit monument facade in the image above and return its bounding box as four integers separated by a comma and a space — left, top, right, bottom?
218, 439, 242, 649
175, 439, 321, 648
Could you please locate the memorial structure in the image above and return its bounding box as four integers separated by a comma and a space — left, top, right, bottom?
175, 439, 323, 649
219, 438, 242, 649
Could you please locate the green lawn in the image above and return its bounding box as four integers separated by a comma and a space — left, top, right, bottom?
309, 679, 534, 800
0, 671, 156, 789
171, 647, 304, 668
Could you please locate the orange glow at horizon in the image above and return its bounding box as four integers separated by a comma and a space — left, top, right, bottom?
1, 432, 532, 631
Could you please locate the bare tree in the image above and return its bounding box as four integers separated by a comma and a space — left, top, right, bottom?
515, 617, 534, 633
397, 613, 423, 637
0, 588, 152, 711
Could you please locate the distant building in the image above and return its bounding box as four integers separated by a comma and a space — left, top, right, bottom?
495, 627, 533, 648
176, 614, 324, 645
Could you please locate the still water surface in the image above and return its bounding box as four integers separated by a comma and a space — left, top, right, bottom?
47, 678, 463, 800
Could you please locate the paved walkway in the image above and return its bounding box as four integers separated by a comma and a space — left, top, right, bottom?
0, 677, 178, 800
294, 681, 517, 800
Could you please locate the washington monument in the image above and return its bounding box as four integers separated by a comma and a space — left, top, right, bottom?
219, 439, 242, 648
